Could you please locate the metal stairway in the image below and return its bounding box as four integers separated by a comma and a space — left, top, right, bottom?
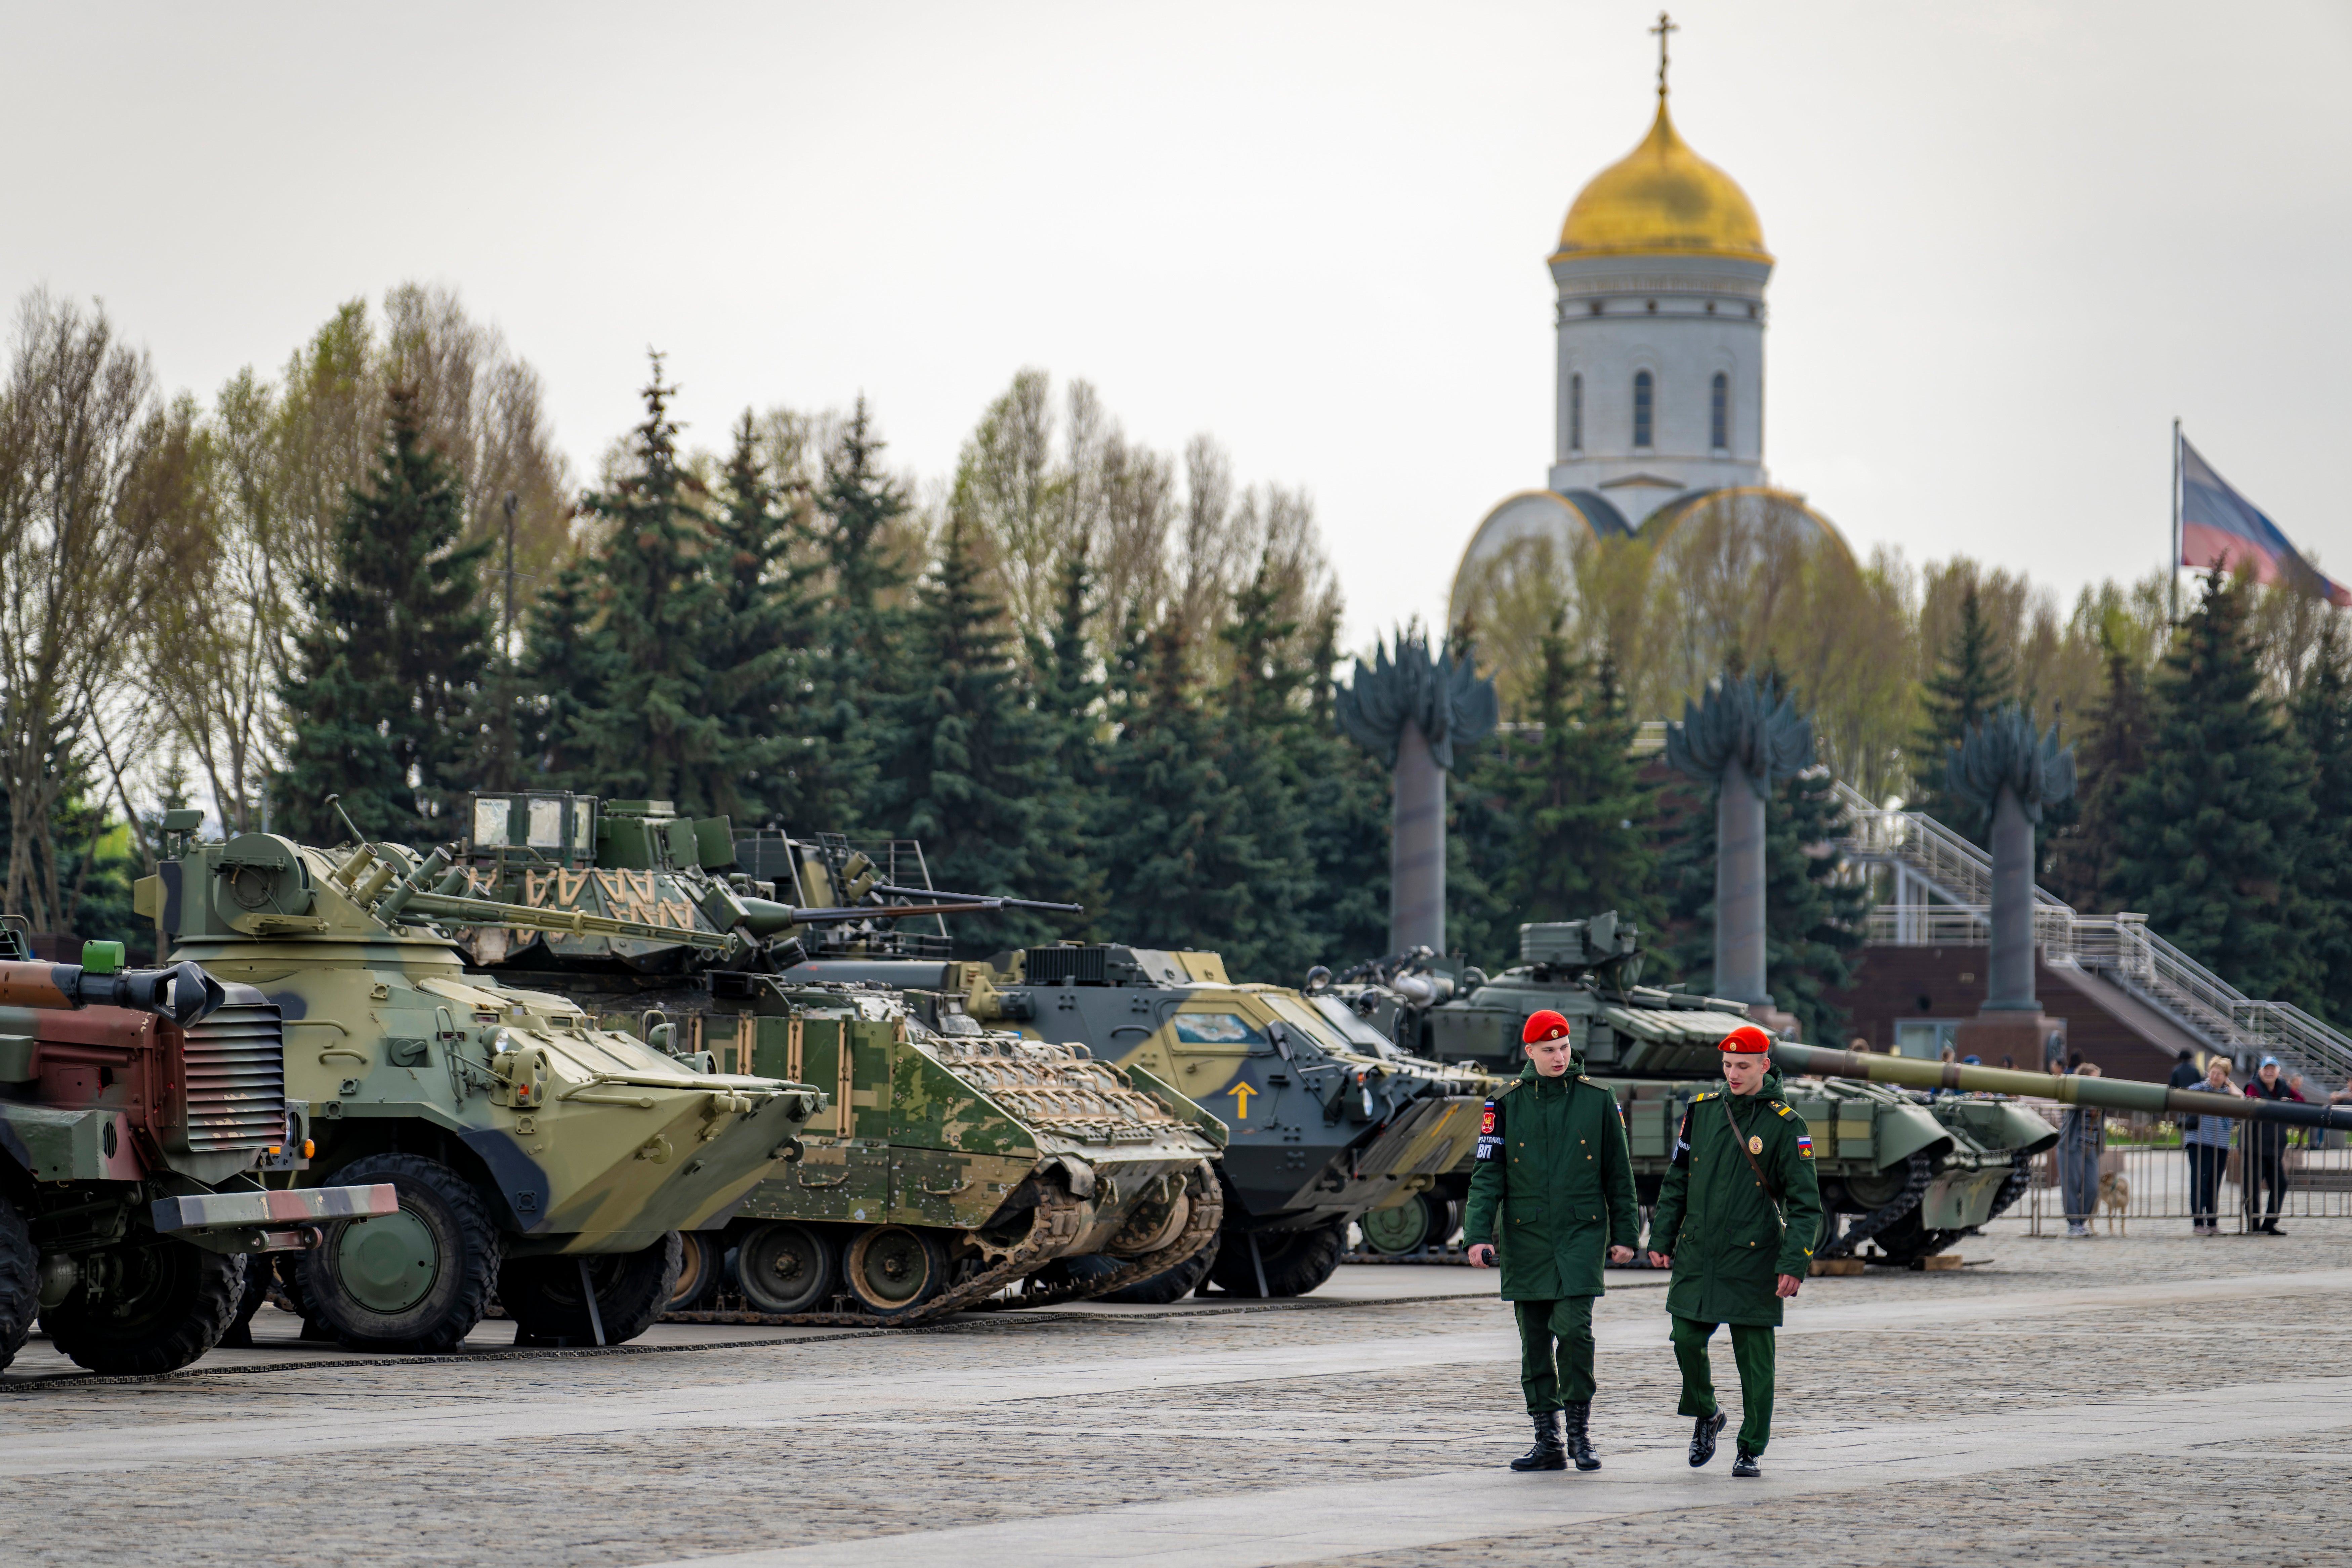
1829, 779, 2352, 1091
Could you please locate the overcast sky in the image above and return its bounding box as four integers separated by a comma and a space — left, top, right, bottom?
5, 1, 2346, 647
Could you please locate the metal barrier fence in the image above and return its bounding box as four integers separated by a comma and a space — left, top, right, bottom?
2019, 1122, 2352, 1235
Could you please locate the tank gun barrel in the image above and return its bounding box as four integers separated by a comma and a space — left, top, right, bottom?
0, 955, 226, 1028
1771, 1041, 2352, 1133
866, 883, 1085, 916
396, 891, 744, 955
784, 900, 1011, 924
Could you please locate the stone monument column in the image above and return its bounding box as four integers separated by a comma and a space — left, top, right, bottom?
1946, 706, 2077, 1068
1664, 673, 1814, 1036
1336, 634, 1500, 956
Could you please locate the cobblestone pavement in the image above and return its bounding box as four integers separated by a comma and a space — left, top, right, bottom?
3, 1219, 2346, 1566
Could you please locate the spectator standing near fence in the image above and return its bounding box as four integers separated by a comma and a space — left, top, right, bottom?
2058, 1063, 2105, 1238
2185, 1056, 2234, 1236
2170, 1050, 2200, 1091
2242, 1056, 2301, 1235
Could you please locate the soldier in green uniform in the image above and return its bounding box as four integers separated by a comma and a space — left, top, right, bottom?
1644, 1023, 1823, 1477
1464, 1008, 1639, 1473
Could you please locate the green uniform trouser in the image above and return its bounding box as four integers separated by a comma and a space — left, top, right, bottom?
1514, 1297, 1595, 1413
1670, 1313, 1775, 1455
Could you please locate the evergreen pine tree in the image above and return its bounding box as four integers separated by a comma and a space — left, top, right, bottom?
1097, 618, 1257, 964
1496, 631, 1661, 931
516, 557, 616, 787
277, 385, 491, 842
2287, 616, 2352, 1019
2112, 570, 2317, 1005
1210, 556, 1319, 982
1021, 542, 1109, 934
1910, 582, 2014, 840
566, 357, 739, 816
869, 514, 1063, 955
1297, 606, 1391, 967
802, 397, 909, 828
2045, 628, 2153, 913
707, 411, 818, 825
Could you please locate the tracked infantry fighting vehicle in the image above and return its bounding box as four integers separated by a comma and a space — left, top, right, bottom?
451, 794, 1224, 1320
134, 805, 823, 1352
1335, 914, 2059, 1267
796, 942, 1489, 1300
0, 932, 393, 1373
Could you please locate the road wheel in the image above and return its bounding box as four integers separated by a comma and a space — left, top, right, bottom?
1098, 1240, 1217, 1305
43, 1244, 244, 1375
1358, 1192, 1449, 1255
501, 1233, 681, 1345
0, 1195, 38, 1371
734, 1222, 836, 1314
1209, 1221, 1345, 1298
842, 1225, 946, 1319
666, 1231, 724, 1312
299, 1154, 502, 1352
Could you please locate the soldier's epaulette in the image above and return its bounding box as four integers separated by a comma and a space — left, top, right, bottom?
1771, 1101, 1793, 1117
1493, 1080, 1524, 1099
1577, 1074, 1592, 1083
1692, 1091, 1718, 1102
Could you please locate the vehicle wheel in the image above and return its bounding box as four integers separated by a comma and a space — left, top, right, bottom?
1208, 1221, 1345, 1298
842, 1225, 947, 1319
501, 1233, 681, 1345
1098, 1241, 1217, 1305
299, 1154, 502, 1352
0, 1195, 39, 1371
734, 1223, 836, 1314
219, 1253, 272, 1348
42, 1244, 244, 1375
1358, 1192, 1450, 1255
667, 1231, 724, 1312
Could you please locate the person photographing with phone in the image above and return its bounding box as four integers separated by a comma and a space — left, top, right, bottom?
1463, 1009, 1639, 1475
1643, 1024, 1823, 1478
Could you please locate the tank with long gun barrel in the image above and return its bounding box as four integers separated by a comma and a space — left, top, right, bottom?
1772, 1042, 2352, 1133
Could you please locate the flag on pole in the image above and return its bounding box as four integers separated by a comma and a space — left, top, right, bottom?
2178, 435, 2348, 606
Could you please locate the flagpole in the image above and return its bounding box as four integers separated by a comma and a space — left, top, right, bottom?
2170, 417, 2182, 625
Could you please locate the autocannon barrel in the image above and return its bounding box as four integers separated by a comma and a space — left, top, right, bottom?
398, 891, 742, 954
1771, 1041, 2352, 1133
0, 957, 226, 1027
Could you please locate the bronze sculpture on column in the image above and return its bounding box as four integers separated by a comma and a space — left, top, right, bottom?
1664, 673, 1813, 1036
1336, 632, 1499, 956
1946, 705, 2077, 1069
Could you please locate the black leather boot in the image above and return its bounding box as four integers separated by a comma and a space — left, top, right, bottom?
1688, 1410, 1725, 1467
1563, 1401, 1600, 1470
1510, 1410, 1566, 1471
1732, 1447, 1761, 1477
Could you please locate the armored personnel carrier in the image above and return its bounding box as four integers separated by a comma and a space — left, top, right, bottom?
1332, 914, 2058, 1267
132, 805, 823, 1352
449, 794, 1225, 1321
793, 942, 1489, 1300
0, 932, 393, 1373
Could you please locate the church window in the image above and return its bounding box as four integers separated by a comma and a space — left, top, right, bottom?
1710, 374, 1728, 451
1633, 372, 1654, 448
1569, 375, 1584, 452
1645, 299, 1657, 314
1747, 303, 1758, 318
1588, 300, 1603, 316
1706, 300, 1717, 315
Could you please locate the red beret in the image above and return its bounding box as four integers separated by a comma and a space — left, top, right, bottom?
1719, 1024, 1774, 1055
1522, 1009, 1572, 1045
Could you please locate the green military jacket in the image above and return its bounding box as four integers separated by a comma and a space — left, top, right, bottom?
1644, 1069, 1825, 1327
1462, 1059, 1640, 1301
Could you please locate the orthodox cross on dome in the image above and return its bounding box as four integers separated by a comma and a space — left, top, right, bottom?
1650, 10, 1678, 99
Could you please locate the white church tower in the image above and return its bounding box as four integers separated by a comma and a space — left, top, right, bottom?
1450, 17, 1844, 633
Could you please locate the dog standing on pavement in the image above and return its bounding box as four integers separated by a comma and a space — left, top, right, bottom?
2099, 1171, 2129, 1235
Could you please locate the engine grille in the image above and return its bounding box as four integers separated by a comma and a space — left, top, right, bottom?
180, 998, 287, 1152
1025, 945, 1107, 986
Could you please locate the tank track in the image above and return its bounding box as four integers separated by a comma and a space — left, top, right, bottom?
1818, 1152, 1933, 1259
661, 1160, 1223, 1328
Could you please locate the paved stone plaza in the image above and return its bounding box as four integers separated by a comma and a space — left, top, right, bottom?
5, 1220, 2348, 1566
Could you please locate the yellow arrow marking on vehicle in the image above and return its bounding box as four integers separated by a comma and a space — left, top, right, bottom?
1228, 1082, 1256, 1119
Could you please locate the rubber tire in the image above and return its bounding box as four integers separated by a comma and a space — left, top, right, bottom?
667, 1230, 725, 1312
43, 1245, 245, 1375
299, 1153, 503, 1353
1358, 1193, 1444, 1255
841, 1225, 947, 1319
1098, 1239, 1218, 1305
734, 1222, 836, 1314
501, 1233, 682, 1345
219, 1253, 271, 1348
1208, 1221, 1346, 1298
0, 1194, 38, 1371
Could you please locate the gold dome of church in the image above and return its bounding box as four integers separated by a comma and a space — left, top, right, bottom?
1551, 98, 1770, 263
